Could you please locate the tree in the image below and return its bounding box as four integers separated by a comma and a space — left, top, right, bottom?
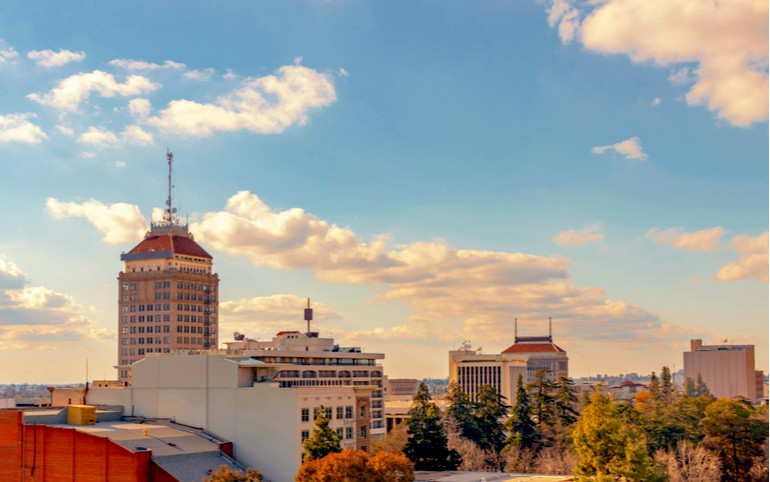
445, 382, 480, 442
702, 398, 769, 481
554, 376, 578, 426
659, 366, 678, 408
503, 375, 539, 452
303, 405, 342, 462
403, 382, 461, 470
371, 421, 408, 455
527, 370, 556, 427
295, 449, 414, 482
649, 372, 660, 403
694, 374, 710, 397
572, 390, 664, 481
474, 384, 508, 454
205, 464, 263, 482
682, 377, 697, 398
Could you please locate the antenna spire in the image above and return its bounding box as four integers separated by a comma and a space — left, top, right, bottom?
165, 149, 174, 224
304, 298, 313, 333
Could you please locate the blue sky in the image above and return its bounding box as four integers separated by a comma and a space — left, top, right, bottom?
0, 0, 766, 383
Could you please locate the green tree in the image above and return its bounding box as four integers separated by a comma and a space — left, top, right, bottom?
572, 390, 664, 481
445, 382, 480, 442
649, 372, 660, 404
403, 383, 461, 470
527, 370, 556, 427
659, 366, 678, 407
503, 375, 539, 452
702, 398, 769, 481
694, 374, 710, 397
474, 384, 508, 454
682, 377, 696, 398
303, 405, 342, 462
554, 376, 578, 426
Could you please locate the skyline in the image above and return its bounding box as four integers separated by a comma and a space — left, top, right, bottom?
0, 0, 766, 383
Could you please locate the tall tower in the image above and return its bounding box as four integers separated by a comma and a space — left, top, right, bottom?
116, 150, 219, 385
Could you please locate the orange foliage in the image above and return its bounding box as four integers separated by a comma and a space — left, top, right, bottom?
295, 449, 414, 482
634, 390, 654, 416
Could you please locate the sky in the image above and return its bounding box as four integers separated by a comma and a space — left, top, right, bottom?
0, 0, 766, 384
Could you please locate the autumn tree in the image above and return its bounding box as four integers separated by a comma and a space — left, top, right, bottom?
371, 421, 408, 455
205, 464, 263, 482
403, 383, 460, 470
295, 449, 414, 482
572, 390, 664, 481
303, 405, 342, 462
702, 398, 769, 481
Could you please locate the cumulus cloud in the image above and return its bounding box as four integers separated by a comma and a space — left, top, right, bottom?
545, 0, 769, 126
45, 197, 148, 244
56, 125, 74, 136
0, 42, 18, 65
109, 58, 185, 71
592, 136, 647, 161
0, 113, 47, 143
219, 294, 342, 340
78, 125, 153, 146
340, 316, 462, 345
27, 49, 85, 67
0, 258, 112, 350
183, 68, 215, 81
554, 226, 603, 246
717, 232, 768, 283
0, 256, 26, 289
190, 191, 677, 344
647, 227, 725, 252
128, 98, 151, 117
651, 97, 661, 107
147, 64, 336, 136
27, 70, 159, 111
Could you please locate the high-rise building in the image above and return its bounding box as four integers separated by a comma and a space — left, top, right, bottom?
684, 339, 757, 401
502, 318, 568, 384
116, 151, 219, 385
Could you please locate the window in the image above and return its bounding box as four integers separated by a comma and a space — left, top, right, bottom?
121, 316, 128, 324
121, 327, 129, 334
121, 338, 128, 345
336, 428, 343, 438
360, 426, 367, 439
130, 283, 137, 290
345, 406, 353, 419
122, 295, 128, 302
155, 304, 162, 311
163, 292, 170, 299
301, 431, 309, 441
177, 282, 183, 289
301, 408, 309, 422
138, 348, 145, 355
325, 407, 332, 420
360, 406, 366, 418
164, 281, 170, 288
163, 337, 169, 344
336, 406, 344, 419
177, 326, 182, 333
130, 327, 136, 334
155, 282, 162, 289
122, 284, 129, 291
345, 427, 353, 440
163, 314, 170, 322
138, 327, 144, 334
155, 292, 162, 300
163, 325, 170, 333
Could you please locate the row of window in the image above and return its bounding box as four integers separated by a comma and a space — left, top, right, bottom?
121, 315, 172, 323
177, 315, 217, 323
121, 326, 170, 334
301, 427, 356, 442
122, 282, 216, 292
121, 347, 179, 356
254, 357, 379, 367
121, 303, 217, 313
119, 336, 213, 345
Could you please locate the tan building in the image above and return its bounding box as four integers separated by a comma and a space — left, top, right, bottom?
117, 151, 219, 385
684, 339, 757, 401
88, 352, 373, 481
225, 327, 386, 440
449, 342, 527, 404
384, 377, 418, 400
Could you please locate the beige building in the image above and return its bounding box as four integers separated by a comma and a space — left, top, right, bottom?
88, 352, 374, 481
117, 151, 220, 385
449, 342, 527, 404
684, 339, 758, 401
384, 377, 418, 400
225, 328, 386, 440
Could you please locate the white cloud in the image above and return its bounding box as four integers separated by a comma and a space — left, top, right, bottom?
592, 136, 647, 161
647, 227, 725, 252
651, 97, 661, 107
0, 256, 26, 289
114, 160, 126, 168
223, 69, 237, 80
183, 68, 215, 81
147, 64, 336, 136
0, 258, 112, 350
0, 113, 47, 144
717, 232, 768, 283
77, 125, 153, 146
554, 226, 603, 246
27, 70, 159, 111
0, 42, 18, 66
668, 67, 695, 86
56, 125, 74, 136
45, 197, 148, 244
545, 0, 769, 126
128, 98, 151, 117
338, 68, 349, 77
109, 59, 185, 71
27, 49, 85, 67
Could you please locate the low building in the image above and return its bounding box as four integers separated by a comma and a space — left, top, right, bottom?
384, 377, 418, 400
684, 339, 757, 401
608, 380, 647, 401
88, 351, 375, 481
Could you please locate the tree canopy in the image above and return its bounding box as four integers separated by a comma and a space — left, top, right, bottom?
303, 405, 342, 462
403, 382, 461, 470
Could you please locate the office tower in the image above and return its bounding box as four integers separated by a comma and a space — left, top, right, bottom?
116, 151, 219, 385
684, 338, 757, 401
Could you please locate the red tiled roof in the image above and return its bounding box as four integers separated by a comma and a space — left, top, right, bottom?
129, 234, 212, 259
502, 343, 566, 354
276, 331, 300, 336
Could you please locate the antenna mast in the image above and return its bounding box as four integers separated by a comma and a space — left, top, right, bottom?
304, 298, 313, 333
165, 149, 174, 224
